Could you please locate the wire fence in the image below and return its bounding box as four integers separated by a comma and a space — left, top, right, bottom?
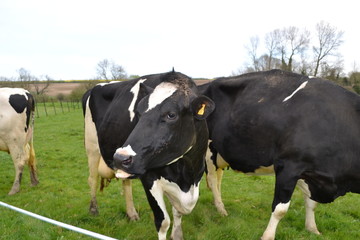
34, 100, 81, 118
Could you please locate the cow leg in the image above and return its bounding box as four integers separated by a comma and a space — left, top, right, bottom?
141, 179, 170, 240
304, 195, 320, 234
8, 146, 26, 195
122, 179, 139, 220
171, 207, 183, 240
87, 153, 100, 215
261, 167, 298, 240
297, 179, 321, 235
205, 148, 228, 216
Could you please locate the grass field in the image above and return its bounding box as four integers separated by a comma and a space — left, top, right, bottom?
0, 107, 360, 240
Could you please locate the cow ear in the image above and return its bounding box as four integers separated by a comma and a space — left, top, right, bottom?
139, 83, 154, 97
191, 95, 215, 120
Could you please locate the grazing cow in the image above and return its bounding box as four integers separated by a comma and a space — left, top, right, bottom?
199, 69, 360, 240
83, 70, 214, 240
0, 88, 39, 195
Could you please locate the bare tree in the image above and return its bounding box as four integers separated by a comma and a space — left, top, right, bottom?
96, 59, 127, 80
265, 29, 281, 70
319, 57, 344, 82
283, 26, 310, 71
33, 75, 52, 95
110, 63, 127, 80
313, 21, 344, 77
17, 68, 37, 90
96, 59, 110, 80
245, 36, 260, 71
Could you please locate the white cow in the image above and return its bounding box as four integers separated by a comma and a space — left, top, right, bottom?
0, 88, 39, 194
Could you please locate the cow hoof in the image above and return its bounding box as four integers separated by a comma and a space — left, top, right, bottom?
89, 207, 99, 216
307, 227, 321, 235
128, 212, 140, 221
31, 180, 39, 187
219, 208, 228, 216
8, 190, 19, 195
8, 186, 20, 195
215, 203, 228, 216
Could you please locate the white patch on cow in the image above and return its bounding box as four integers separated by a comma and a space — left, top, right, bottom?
150, 177, 200, 215
296, 179, 320, 234
115, 145, 137, 156
96, 81, 120, 86
0, 87, 29, 101
297, 179, 311, 198
283, 81, 308, 102
262, 201, 291, 240
166, 146, 193, 165
149, 178, 170, 240
128, 78, 147, 121
146, 82, 177, 112
149, 177, 200, 239
115, 169, 133, 179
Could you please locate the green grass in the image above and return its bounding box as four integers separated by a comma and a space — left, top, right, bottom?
1, 108, 360, 239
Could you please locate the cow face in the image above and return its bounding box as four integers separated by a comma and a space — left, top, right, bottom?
113, 81, 214, 178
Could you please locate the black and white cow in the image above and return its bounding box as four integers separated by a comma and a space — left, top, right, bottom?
0, 88, 39, 195
199, 69, 360, 240
82, 70, 214, 240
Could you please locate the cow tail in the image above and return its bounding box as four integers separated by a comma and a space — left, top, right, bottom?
28, 96, 39, 186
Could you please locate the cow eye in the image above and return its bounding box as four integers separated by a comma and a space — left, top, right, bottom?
166, 112, 177, 120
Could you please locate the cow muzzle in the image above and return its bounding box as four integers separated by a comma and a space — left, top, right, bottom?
115, 169, 133, 179
113, 145, 137, 178
114, 152, 133, 168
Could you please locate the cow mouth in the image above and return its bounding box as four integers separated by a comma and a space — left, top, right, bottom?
115, 169, 135, 179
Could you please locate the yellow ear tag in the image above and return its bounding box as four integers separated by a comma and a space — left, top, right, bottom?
197, 103, 206, 115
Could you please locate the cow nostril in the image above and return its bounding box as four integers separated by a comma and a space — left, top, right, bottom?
114, 153, 133, 167
122, 157, 132, 166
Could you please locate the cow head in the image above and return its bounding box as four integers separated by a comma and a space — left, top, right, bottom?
113, 72, 214, 178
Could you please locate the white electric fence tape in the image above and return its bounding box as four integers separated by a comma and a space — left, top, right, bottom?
0, 201, 118, 240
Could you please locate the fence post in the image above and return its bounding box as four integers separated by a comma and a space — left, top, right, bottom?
43, 97, 48, 116
59, 100, 64, 113
35, 102, 39, 118
51, 99, 57, 115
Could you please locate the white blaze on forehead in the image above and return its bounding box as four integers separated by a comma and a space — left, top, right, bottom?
283, 81, 308, 102
128, 78, 147, 121
115, 145, 137, 156
146, 82, 177, 112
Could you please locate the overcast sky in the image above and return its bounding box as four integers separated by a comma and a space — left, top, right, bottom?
0, 0, 359, 80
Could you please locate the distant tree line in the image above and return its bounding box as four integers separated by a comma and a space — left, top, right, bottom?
239, 21, 360, 93
0, 59, 133, 101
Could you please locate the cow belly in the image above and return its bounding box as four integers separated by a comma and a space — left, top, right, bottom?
303, 172, 344, 203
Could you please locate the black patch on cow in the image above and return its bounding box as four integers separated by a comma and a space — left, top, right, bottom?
9, 94, 27, 114
9, 93, 34, 132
